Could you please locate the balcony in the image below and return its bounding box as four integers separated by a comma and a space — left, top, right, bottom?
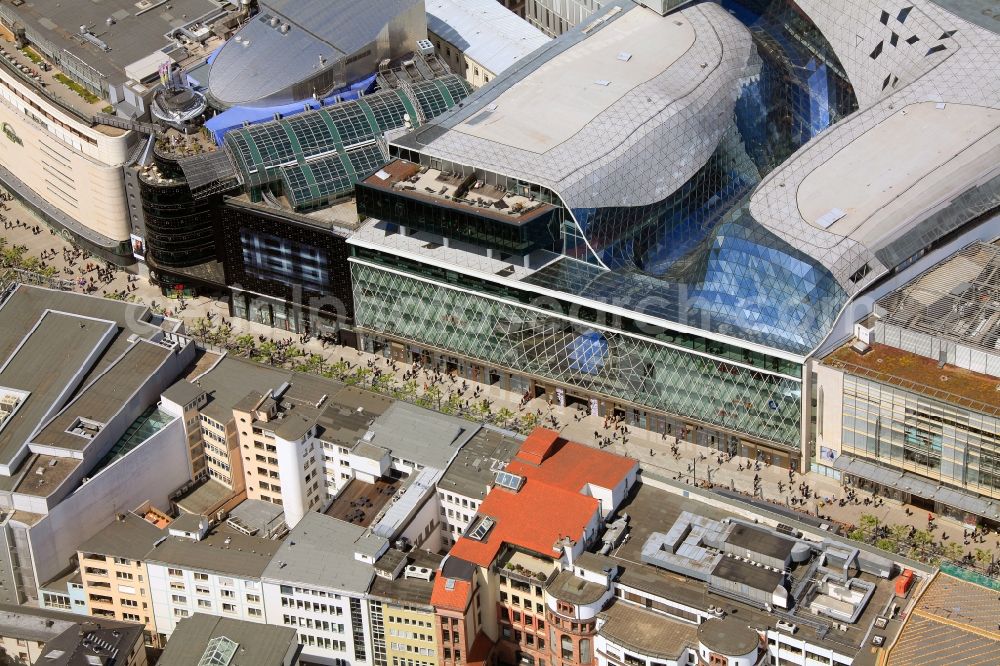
495, 549, 556, 588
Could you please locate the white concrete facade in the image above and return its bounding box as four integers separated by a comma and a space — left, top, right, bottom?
437, 488, 481, 548
147, 561, 266, 640
261, 579, 366, 666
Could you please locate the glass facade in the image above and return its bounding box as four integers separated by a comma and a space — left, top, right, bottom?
842, 376, 1000, 499
224, 76, 472, 210
553, 0, 858, 354
140, 178, 220, 268
355, 187, 561, 256
352, 259, 803, 448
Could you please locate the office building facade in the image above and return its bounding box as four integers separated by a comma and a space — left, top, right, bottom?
812, 241, 1000, 525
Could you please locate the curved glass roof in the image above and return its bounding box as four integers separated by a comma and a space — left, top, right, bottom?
393, 0, 859, 354
225, 75, 473, 210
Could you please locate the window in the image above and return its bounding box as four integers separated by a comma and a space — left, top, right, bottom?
222, 603, 237, 613
579, 638, 591, 664
168, 568, 182, 577
116, 571, 133, 580
171, 595, 187, 604
561, 636, 573, 660
194, 572, 209, 581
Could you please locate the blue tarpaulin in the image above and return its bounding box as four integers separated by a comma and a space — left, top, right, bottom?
204, 73, 378, 144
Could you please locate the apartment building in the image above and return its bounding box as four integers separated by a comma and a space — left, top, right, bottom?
37, 569, 88, 616
145, 516, 280, 644
158, 614, 299, 666
262, 512, 387, 666
0, 604, 146, 666
237, 375, 477, 532
430, 429, 637, 666
435, 429, 521, 551
77, 512, 165, 646
234, 381, 331, 526
161, 359, 300, 501
425, 0, 548, 88
368, 548, 444, 666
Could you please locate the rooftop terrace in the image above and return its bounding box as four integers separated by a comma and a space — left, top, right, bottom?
0, 0, 229, 86
362, 160, 554, 226
0, 33, 116, 125
324, 476, 403, 527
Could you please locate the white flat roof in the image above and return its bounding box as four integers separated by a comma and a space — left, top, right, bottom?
453, 8, 696, 153
425, 0, 549, 76
797, 101, 1000, 246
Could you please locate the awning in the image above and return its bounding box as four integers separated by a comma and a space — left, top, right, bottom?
833, 455, 1000, 520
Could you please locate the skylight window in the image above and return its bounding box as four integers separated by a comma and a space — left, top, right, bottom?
495, 470, 524, 492
467, 516, 496, 541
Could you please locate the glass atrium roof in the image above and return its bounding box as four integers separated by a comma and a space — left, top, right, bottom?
225, 75, 473, 210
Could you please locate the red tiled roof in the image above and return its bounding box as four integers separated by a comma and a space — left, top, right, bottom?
508, 430, 637, 493
430, 575, 471, 611
517, 428, 561, 465
448, 479, 599, 568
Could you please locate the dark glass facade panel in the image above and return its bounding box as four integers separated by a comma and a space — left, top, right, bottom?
140, 179, 220, 268
219, 205, 354, 321
355, 184, 561, 256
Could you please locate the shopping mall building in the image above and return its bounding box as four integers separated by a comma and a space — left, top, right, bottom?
347, 0, 1000, 470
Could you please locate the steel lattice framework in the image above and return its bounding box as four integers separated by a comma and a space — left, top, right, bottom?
351, 261, 803, 448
